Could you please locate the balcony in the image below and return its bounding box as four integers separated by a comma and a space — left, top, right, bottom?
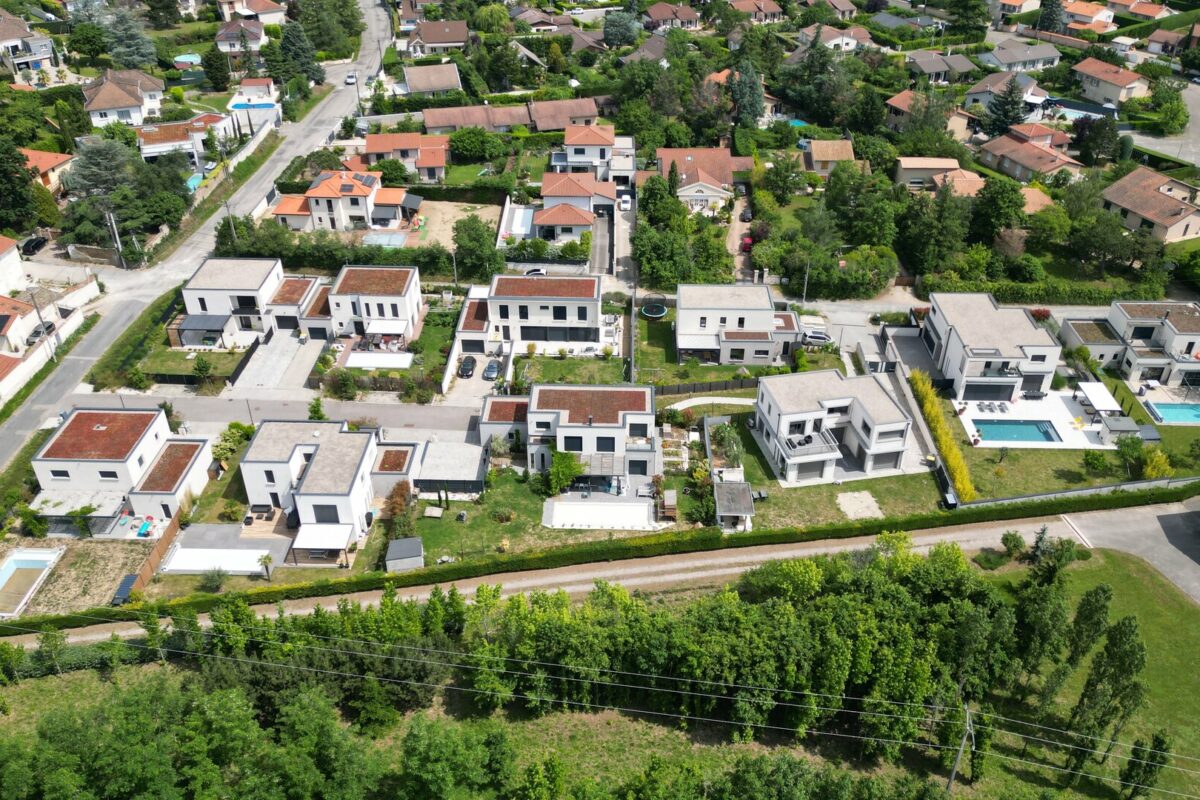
780, 428, 840, 458
231, 305, 262, 316
627, 436, 658, 452
965, 363, 1022, 379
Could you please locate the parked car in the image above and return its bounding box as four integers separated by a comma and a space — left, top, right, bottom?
25, 321, 56, 347
740, 235, 754, 253
804, 330, 832, 345
458, 355, 477, 378
20, 235, 47, 256
345, 70, 357, 85
1192, 76, 1200, 85
739, 207, 752, 223
482, 359, 501, 381
568, 6, 585, 13
618, 195, 632, 211
524, 268, 547, 277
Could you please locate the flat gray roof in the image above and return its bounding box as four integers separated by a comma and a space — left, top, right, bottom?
931, 293, 1057, 357
385, 536, 424, 560
760, 369, 909, 425
418, 441, 485, 483
714, 481, 755, 517
186, 257, 279, 291
677, 283, 774, 311
244, 421, 372, 495
178, 314, 231, 330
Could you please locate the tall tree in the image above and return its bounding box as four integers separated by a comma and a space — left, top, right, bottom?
107, 9, 157, 68
453, 214, 504, 278
1037, 0, 1064, 30
68, 22, 108, 63
0, 138, 36, 232
281, 21, 326, 84
984, 76, 1027, 136
603, 11, 640, 46
1118, 731, 1172, 799
145, 0, 181, 28
729, 60, 764, 129
203, 45, 232, 92
65, 139, 133, 197
473, 3, 510, 33
945, 0, 990, 34
1067, 583, 1113, 667
971, 176, 1025, 243
1073, 115, 1119, 165
547, 42, 567, 73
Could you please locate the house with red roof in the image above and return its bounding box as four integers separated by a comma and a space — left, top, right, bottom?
217, 0, 286, 24
642, 2, 700, 29
328, 265, 424, 338
525, 172, 618, 241
652, 147, 755, 213
731, 0, 782, 23
20, 148, 73, 194
1072, 57, 1151, 104
135, 113, 234, 166
361, 132, 450, 183
272, 170, 422, 232
978, 123, 1081, 182
485, 275, 604, 354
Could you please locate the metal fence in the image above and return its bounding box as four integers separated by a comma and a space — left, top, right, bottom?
655, 378, 759, 396
960, 474, 1200, 509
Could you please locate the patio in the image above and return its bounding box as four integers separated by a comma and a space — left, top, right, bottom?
953, 390, 1116, 450
747, 421, 932, 489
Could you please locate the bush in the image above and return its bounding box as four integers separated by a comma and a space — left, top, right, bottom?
910, 370, 977, 502
919, 275, 1165, 305
972, 549, 1010, 570
198, 568, 228, 593
1083, 449, 1110, 475
1001, 530, 1025, 556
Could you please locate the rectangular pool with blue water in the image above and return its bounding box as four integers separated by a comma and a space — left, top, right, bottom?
1148, 402, 1200, 424
975, 419, 1063, 443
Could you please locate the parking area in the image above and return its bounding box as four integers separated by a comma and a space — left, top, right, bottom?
441, 353, 502, 407
232, 333, 324, 391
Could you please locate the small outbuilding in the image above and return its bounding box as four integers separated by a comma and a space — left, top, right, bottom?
714, 481, 755, 533
1099, 415, 1140, 446
385, 537, 425, 572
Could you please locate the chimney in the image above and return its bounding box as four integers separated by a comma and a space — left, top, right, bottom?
587, 415, 594, 426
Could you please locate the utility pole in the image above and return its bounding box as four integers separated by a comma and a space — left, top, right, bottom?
106, 210, 128, 270
29, 290, 56, 363
945, 704, 974, 794
801, 254, 811, 307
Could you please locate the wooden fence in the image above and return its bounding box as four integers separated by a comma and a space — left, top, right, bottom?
130, 512, 183, 592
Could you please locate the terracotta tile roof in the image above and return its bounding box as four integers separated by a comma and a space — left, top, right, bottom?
415, 147, 446, 168
304, 286, 331, 318
136, 113, 226, 146
774, 313, 798, 332
1073, 57, 1143, 87
423, 103, 531, 130
83, 69, 163, 112
20, 148, 73, 175
271, 277, 315, 306
1068, 19, 1115, 33
532, 385, 651, 424
374, 187, 409, 205
245, 0, 283, 12
931, 168, 985, 197
136, 441, 202, 493
1064, 0, 1107, 15
341, 154, 371, 172
533, 204, 595, 226
644, 2, 700, 20
1022, 187, 1054, 214
377, 448, 411, 472
0, 354, 18, 381
1129, 1, 1167, 16
333, 266, 415, 296
808, 139, 855, 162
0, 295, 34, 319
528, 98, 598, 131
896, 157, 960, 170
731, 0, 781, 13
459, 299, 488, 331
492, 275, 599, 299
541, 172, 618, 200
887, 89, 916, 113
657, 147, 741, 186
304, 170, 382, 198
980, 134, 1080, 175
241, 77, 274, 87
1103, 167, 1200, 227
410, 20, 469, 44
8, 83, 34, 92
365, 132, 423, 153
41, 410, 159, 461
272, 194, 310, 215
0, 235, 18, 254
484, 398, 528, 423
563, 124, 616, 146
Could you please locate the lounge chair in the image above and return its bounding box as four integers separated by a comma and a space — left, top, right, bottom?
998, 402, 1008, 413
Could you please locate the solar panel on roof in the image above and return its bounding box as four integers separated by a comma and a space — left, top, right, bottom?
340, 184, 354, 193
361, 175, 377, 186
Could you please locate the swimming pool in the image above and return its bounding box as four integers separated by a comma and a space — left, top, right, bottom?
975, 419, 1063, 443
0, 548, 64, 618
230, 102, 276, 109
186, 173, 203, 193
1148, 402, 1200, 424
788, 119, 809, 127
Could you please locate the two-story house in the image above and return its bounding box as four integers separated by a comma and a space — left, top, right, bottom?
406, 20, 470, 55
273, 170, 417, 232
534, 172, 617, 241
241, 420, 376, 565
919, 292, 1061, 401
1063, 0, 1117, 32
906, 50, 976, 83
31, 408, 211, 533
674, 284, 802, 365
755, 370, 913, 483
328, 265, 423, 338
1102, 167, 1200, 244
977, 39, 1061, 72
0, 9, 53, 76
83, 70, 164, 127
977, 123, 1080, 183
215, 19, 267, 59
486, 275, 601, 353
1079, 302, 1200, 386
180, 257, 287, 342
1072, 57, 1151, 104
361, 132, 449, 183
642, 2, 700, 29
524, 383, 661, 478
964, 72, 1047, 115
652, 147, 755, 213
217, 0, 286, 24
551, 124, 615, 177
730, 0, 782, 23
135, 112, 234, 166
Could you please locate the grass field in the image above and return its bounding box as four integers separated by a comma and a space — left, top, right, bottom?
513, 354, 626, 385
446, 163, 490, 185
138, 341, 246, 377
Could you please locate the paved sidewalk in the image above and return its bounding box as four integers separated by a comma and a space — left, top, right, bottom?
667, 396, 756, 410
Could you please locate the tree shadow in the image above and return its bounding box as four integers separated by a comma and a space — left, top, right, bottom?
1053, 468, 1085, 485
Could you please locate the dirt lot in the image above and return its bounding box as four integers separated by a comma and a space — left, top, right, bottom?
413, 201, 501, 247
0, 537, 151, 615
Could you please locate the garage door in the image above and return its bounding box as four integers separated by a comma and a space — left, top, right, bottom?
276, 316, 299, 330
628, 459, 648, 476
791, 460, 825, 480
1021, 375, 1044, 392
307, 327, 328, 340
874, 451, 902, 470
963, 383, 1013, 401
461, 340, 485, 354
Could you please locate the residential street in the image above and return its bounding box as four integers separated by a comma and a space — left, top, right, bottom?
0, 0, 393, 471
1127, 82, 1200, 166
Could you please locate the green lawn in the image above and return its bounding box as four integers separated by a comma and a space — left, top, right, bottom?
189, 92, 231, 112
138, 341, 246, 377
88, 288, 181, 389
513, 354, 626, 385
521, 152, 549, 182
446, 163, 490, 185
190, 443, 250, 524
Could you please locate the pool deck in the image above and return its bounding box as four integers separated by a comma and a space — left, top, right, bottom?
1141, 384, 1200, 424
955, 391, 1114, 450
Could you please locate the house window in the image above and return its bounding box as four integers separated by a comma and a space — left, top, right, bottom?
198, 298, 207, 312
499, 305, 510, 319
827, 405, 849, 416
700, 316, 707, 328
754, 349, 770, 358
564, 436, 583, 452
861, 420, 872, 437
377, 303, 385, 316
391, 303, 399, 316
519, 305, 529, 320
597, 436, 615, 452
1031, 355, 1047, 363
313, 504, 340, 524
719, 317, 726, 325
99, 470, 118, 480
137, 455, 144, 467
50, 469, 69, 479
265, 469, 275, 484
737, 317, 745, 329
577, 306, 586, 321
536, 421, 551, 431
788, 421, 806, 435
729, 348, 745, 361
813, 418, 823, 433
630, 422, 648, 437
573, 147, 585, 155
553, 306, 567, 321
350, 198, 360, 207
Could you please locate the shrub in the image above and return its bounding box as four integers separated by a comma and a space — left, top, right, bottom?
972, 549, 1010, 570
1082, 449, 1109, 475
198, 568, 228, 593
909, 370, 977, 502
1029, 307, 1052, 322
1001, 530, 1025, 557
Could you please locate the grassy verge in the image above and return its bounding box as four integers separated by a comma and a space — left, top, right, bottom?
87, 288, 181, 390
189, 442, 250, 524
0, 428, 51, 508
0, 313, 98, 426
148, 131, 284, 266
291, 84, 334, 122
513, 354, 625, 385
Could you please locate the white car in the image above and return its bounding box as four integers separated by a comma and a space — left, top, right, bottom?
568, 6, 585, 13
618, 196, 632, 211
345, 71, 357, 85
804, 330, 832, 345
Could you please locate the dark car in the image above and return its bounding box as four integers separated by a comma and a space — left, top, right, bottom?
458, 355, 477, 378
739, 207, 753, 223
25, 321, 56, 347
482, 359, 501, 381
21, 236, 47, 256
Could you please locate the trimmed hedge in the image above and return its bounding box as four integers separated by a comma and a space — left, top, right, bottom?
7, 477, 1200, 636
910, 370, 977, 502
1101, 7, 1200, 40
405, 184, 509, 204
918, 275, 1165, 304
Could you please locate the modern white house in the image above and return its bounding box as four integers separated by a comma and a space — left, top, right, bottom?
328, 265, 423, 338
82, 69, 164, 127
1063, 302, 1200, 387
533, 172, 617, 241
674, 284, 802, 365
135, 112, 234, 166
755, 370, 913, 482
180, 257, 286, 343
919, 292, 1060, 401
31, 408, 211, 534
525, 383, 661, 478
240, 420, 377, 565
486, 274, 603, 353
551, 124, 615, 176
0, 8, 55, 76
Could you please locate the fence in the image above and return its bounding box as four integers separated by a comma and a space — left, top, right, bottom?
146, 335, 261, 387
655, 378, 759, 396
961, 474, 1200, 509
130, 511, 183, 592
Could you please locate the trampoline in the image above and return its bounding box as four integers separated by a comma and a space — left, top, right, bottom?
641, 294, 668, 319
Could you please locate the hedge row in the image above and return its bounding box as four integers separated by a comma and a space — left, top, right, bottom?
910, 370, 977, 502
8, 478, 1200, 637
863, 25, 986, 50
1101, 7, 1200, 40
917, 275, 1165, 304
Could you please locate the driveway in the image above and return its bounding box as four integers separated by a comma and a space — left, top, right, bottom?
1127, 83, 1200, 166
231, 332, 321, 391
726, 198, 753, 281
591, 212, 611, 275
441, 355, 499, 407
1067, 498, 1200, 603
612, 196, 635, 288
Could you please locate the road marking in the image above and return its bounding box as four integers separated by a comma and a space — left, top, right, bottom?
1060, 514, 1092, 548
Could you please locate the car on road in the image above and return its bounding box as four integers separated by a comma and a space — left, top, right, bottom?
458, 355, 477, 378
25, 321, 56, 347
345, 71, 358, 85
739, 207, 752, 223
20, 235, 47, 256
568, 6, 585, 13
1192, 76, 1200, 85
618, 195, 632, 211
804, 330, 832, 345
524, 268, 547, 277
482, 359, 501, 381
740, 235, 754, 253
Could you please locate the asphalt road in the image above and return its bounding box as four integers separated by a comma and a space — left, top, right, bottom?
0, 0, 394, 471
1127, 83, 1200, 167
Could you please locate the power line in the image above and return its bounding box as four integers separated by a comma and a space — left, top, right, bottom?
986, 750, 1200, 800
982, 710, 1199, 765
976, 723, 1200, 778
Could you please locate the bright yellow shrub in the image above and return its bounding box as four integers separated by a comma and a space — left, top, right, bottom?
909, 370, 977, 502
